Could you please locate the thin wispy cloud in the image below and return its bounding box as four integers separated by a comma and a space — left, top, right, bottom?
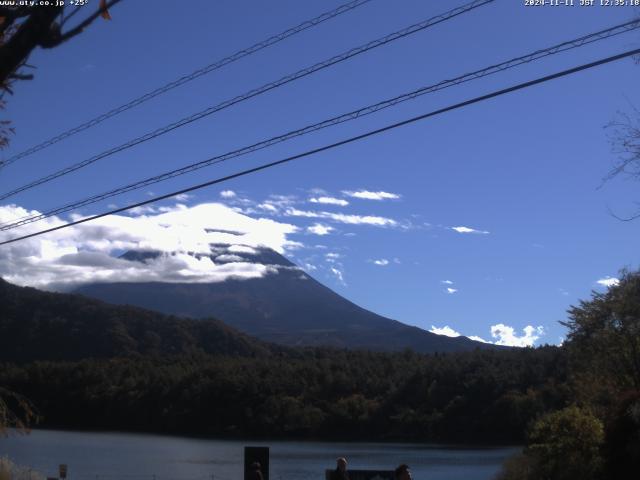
258, 203, 279, 213
285, 207, 397, 227
441, 280, 454, 285
330, 266, 346, 286
343, 190, 401, 201
451, 226, 490, 234
174, 193, 194, 202
325, 252, 342, 262
309, 196, 349, 207
373, 259, 389, 266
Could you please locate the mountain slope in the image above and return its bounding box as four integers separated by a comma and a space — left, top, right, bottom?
76, 248, 495, 353
0, 278, 273, 362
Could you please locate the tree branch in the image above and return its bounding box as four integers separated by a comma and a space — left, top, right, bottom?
0, 6, 62, 84
42, 0, 123, 48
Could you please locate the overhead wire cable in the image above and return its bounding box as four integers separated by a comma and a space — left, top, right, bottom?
0, 0, 374, 168
1, 19, 638, 231
2, 46, 639, 246
0, 0, 495, 199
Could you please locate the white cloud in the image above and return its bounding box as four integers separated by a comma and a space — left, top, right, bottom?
0, 203, 300, 290
441, 280, 454, 285
446, 288, 458, 294
128, 205, 158, 215
307, 223, 334, 236
215, 254, 244, 263
343, 190, 400, 201
452, 226, 490, 234
430, 326, 491, 344
174, 193, 193, 202
220, 190, 236, 198
285, 207, 397, 227
428, 323, 545, 347
266, 195, 297, 207
309, 197, 349, 207
227, 245, 258, 255
467, 335, 490, 343
373, 259, 389, 266
325, 252, 342, 263
258, 203, 278, 213
330, 267, 346, 286
596, 276, 620, 288
429, 325, 461, 337
490, 324, 544, 347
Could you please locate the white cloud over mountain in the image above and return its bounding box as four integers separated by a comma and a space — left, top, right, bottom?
429, 325, 461, 337
0, 203, 299, 291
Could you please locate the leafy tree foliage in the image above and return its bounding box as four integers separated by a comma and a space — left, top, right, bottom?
0, 387, 38, 436
526, 405, 604, 480
561, 270, 640, 408
497, 269, 640, 480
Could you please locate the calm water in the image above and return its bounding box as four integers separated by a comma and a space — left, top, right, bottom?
0, 429, 519, 480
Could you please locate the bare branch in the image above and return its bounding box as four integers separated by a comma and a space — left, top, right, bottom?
45, 0, 123, 47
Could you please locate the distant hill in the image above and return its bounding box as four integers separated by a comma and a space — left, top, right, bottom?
0, 278, 273, 362
76, 248, 497, 354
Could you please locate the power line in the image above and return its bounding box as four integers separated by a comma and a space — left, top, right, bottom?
2, 46, 638, 247
0, 0, 495, 200
2, 19, 638, 231
0, 0, 373, 169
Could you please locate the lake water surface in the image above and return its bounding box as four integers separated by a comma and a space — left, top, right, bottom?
1, 429, 518, 480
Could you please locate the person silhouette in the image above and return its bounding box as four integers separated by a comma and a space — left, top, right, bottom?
249, 461, 264, 480
394, 464, 412, 480
331, 457, 349, 480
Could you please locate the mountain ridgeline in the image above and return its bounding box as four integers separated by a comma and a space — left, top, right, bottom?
0, 278, 274, 362
75, 247, 494, 354
0, 278, 568, 442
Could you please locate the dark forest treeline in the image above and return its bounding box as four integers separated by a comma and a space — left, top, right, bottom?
0, 347, 568, 443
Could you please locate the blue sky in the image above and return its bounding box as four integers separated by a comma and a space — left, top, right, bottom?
2, 0, 640, 346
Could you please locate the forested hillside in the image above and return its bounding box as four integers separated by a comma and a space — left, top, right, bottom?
0, 278, 274, 361
0, 278, 567, 443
